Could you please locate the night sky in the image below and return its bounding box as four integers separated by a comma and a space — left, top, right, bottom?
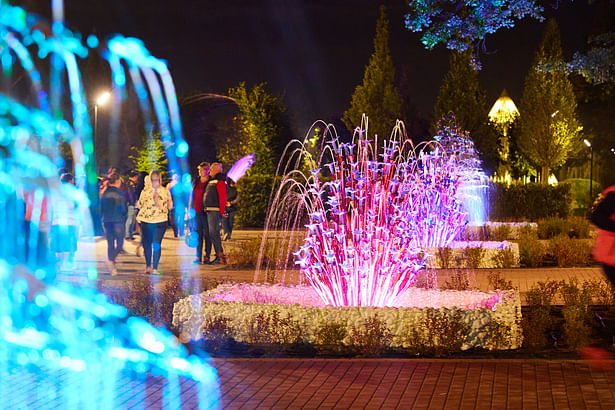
21, 0, 606, 136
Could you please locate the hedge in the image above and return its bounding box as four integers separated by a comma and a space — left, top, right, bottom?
234, 174, 278, 228
488, 182, 571, 221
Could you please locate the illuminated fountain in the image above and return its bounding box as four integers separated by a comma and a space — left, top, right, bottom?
175, 117, 523, 350
0, 3, 218, 408
257, 116, 490, 307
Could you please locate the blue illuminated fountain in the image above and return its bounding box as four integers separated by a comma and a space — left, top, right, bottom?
0, 2, 218, 408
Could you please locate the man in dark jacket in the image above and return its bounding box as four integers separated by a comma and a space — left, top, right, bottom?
204, 162, 227, 264
100, 173, 128, 275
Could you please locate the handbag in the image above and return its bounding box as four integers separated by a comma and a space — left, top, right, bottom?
184, 230, 199, 248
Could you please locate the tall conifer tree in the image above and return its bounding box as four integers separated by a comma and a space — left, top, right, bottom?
432, 50, 498, 173
342, 5, 402, 141
518, 19, 582, 184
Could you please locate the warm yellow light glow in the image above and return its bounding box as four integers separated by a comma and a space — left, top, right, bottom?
96, 91, 111, 106
583, 139, 591, 148
488, 90, 519, 126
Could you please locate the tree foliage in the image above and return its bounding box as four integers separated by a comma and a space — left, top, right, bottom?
129, 132, 168, 177
404, 0, 544, 55
518, 19, 582, 184
225, 82, 289, 176
432, 50, 498, 173
342, 5, 402, 142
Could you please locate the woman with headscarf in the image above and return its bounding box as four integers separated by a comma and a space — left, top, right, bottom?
136, 170, 172, 274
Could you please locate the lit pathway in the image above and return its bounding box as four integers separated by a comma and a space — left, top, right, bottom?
7, 359, 615, 408
60, 230, 606, 304
212, 358, 615, 409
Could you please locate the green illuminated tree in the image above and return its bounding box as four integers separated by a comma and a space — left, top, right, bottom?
432, 50, 498, 173
223, 82, 289, 176
342, 5, 402, 141
518, 19, 582, 184
130, 132, 168, 178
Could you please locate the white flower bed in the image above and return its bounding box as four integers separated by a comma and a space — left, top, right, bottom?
426, 241, 520, 268
173, 284, 523, 351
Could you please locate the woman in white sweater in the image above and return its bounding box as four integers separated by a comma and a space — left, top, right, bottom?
136, 170, 173, 274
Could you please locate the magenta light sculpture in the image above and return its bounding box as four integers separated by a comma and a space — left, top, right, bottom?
293, 129, 429, 307
260, 117, 477, 308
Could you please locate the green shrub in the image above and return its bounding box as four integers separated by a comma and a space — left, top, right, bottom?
547, 235, 592, 267
247, 309, 304, 345
202, 316, 233, 353
559, 279, 594, 350
235, 174, 279, 228
424, 310, 469, 357
537, 217, 569, 239
567, 217, 591, 239
522, 280, 559, 349
440, 270, 473, 290
315, 321, 348, 355
491, 224, 512, 241
460, 246, 485, 269
487, 271, 515, 290
229, 235, 303, 274
123, 276, 156, 321
518, 224, 538, 237
491, 248, 516, 268
484, 319, 516, 350
537, 216, 592, 239
489, 182, 571, 221
561, 178, 602, 212
518, 232, 545, 268
348, 316, 392, 357
588, 279, 615, 308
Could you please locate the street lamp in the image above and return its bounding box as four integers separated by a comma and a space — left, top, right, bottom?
93, 91, 110, 164
488, 89, 519, 180
584, 139, 593, 208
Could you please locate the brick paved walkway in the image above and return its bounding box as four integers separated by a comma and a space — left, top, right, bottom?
213, 359, 615, 409
7, 358, 614, 408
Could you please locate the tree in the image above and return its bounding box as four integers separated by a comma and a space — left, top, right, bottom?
342, 5, 402, 142
398, 65, 430, 143
518, 19, 582, 184
225, 82, 289, 176
404, 0, 544, 55
130, 132, 168, 179
432, 50, 499, 173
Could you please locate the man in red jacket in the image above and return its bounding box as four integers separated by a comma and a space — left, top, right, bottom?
204, 162, 227, 264
191, 162, 211, 264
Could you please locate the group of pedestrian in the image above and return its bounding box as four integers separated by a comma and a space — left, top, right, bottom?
190, 161, 238, 265
97, 161, 240, 274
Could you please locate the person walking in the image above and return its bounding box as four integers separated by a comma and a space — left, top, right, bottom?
221, 177, 239, 241
590, 184, 615, 286
136, 170, 173, 274
204, 162, 227, 264
191, 162, 211, 264
124, 170, 139, 240
50, 173, 79, 271
583, 184, 615, 363
100, 173, 128, 276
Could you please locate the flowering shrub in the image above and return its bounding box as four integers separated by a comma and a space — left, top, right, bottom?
173, 284, 523, 351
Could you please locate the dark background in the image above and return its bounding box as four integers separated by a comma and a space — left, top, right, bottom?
18, 0, 603, 133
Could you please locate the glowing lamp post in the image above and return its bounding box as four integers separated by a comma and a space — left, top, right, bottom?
489, 89, 519, 180
584, 138, 593, 209
93, 91, 110, 166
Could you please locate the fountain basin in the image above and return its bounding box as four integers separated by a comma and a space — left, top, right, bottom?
173, 284, 523, 351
